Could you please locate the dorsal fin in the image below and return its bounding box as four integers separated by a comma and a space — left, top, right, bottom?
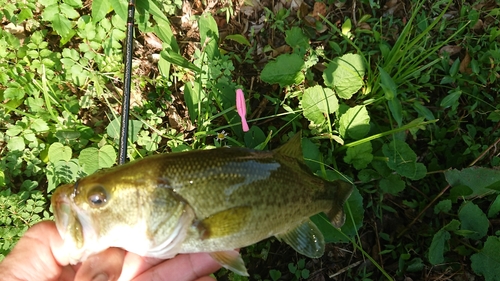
273, 132, 304, 163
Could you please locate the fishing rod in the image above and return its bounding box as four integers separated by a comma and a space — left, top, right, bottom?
118, 0, 135, 165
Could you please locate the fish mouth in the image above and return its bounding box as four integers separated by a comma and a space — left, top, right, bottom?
52, 185, 84, 249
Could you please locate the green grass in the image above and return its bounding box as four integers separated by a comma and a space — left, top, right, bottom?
1, 0, 500, 280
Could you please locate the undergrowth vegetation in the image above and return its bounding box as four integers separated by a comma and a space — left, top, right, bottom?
1, 0, 500, 280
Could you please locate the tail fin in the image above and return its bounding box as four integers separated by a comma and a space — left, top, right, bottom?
327, 180, 353, 228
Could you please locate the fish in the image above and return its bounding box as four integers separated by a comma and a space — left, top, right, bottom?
51, 132, 353, 276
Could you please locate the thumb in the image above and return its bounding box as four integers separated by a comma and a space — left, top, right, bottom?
0, 221, 70, 281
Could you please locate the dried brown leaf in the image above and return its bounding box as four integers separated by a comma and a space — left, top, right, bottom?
439, 45, 462, 57
472, 19, 484, 32
459, 51, 472, 74
144, 33, 163, 50
357, 22, 371, 30
312, 2, 327, 20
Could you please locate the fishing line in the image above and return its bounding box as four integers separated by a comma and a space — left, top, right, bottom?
119, 0, 136, 165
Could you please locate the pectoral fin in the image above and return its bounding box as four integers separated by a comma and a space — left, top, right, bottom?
199, 206, 252, 239
209, 250, 249, 276
275, 219, 325, 258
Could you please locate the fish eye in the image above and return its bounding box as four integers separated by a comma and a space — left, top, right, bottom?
87, 185, 108, 207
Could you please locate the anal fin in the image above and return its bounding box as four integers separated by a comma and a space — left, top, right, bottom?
275, 219, 325, 258
209, 250, 249, 276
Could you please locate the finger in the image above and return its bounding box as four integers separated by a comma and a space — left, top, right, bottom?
74, 247, 126, 281
117, 253, 164, 281
0, 221, 70, 281
131, 253, 221, 281
195, 277, 217, 281
59, 265, 77, 281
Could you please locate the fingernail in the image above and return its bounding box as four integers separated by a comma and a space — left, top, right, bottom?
92, 273, 109, 281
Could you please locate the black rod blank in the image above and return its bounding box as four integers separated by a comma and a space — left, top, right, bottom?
118, 0, 136, 165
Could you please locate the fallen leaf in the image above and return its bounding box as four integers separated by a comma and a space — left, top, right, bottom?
357, 22, 371, 30
459, 50, 472, 74
271, 45, 292, 57
472, 19, 484, 32
439, 45, 462, 57
144, 33, 163, 50
312, 2, 327, 20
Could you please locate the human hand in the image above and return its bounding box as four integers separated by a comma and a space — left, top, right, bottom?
0, 221, 221, 281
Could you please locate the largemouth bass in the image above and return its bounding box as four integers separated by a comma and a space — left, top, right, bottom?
52, 132, 352, 276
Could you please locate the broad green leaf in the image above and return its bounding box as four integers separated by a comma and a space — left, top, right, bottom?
285, 26, 309, 56
183, 81, 204, 122
378, 66, 398, 100
155, 19, 178, 51
48, 142, 72, 163
64, 0, 83, 8
388, 97, 403, 126
52, 159, 80, 186
23, 129, 36, 142
302, 137, 321, 173
108, 0, 127, 21
106, 118, 143, 144
434, 199, 452, 214
99, 144, 117, 165
6, 125, 23, 136
92, 0, 110, 22
16, 8, 32, 22
488, 111, 500, 122
269, 269, 281, 281
380, 174, 405, 195
344, 142, 373, 170
52, 14, 72, 37
407, 258, 424, 273
39, 0, 58, 6
488, 195, 500, 218
4, 87, 25, 100
458, 202, 488, 240
413, 102, 436, 121
224, 34, 250, 46
198, 13, 219, 60
301, 85, 338, 124
440, 89, 461, 108
41, 4, 59, 21
0, 171, 4, 187
261, 53, 305, 87
428, 229, 450, 265
60, 3, 79, 19
31, 119, 49, 133
79, 145, 116, 174
428, 219, 460, 265
341, 18, 352, 35
158, 56, 171, 78
449, 58, 460, 76
357, 169, 379, 183
137, 131, 161, 152
55, 130, 81, 142
136, 0, 169, 23
160, 50, 201, 72
471, 236, 500, 281
244, 126, 266, 149
7, 136, 25, 151
339, 105, 370, 139
382, 140, 427, 180
444, 167, 500, 198
323, 53, 365, 99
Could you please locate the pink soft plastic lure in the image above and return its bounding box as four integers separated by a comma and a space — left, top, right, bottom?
236, 89, 249, 132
